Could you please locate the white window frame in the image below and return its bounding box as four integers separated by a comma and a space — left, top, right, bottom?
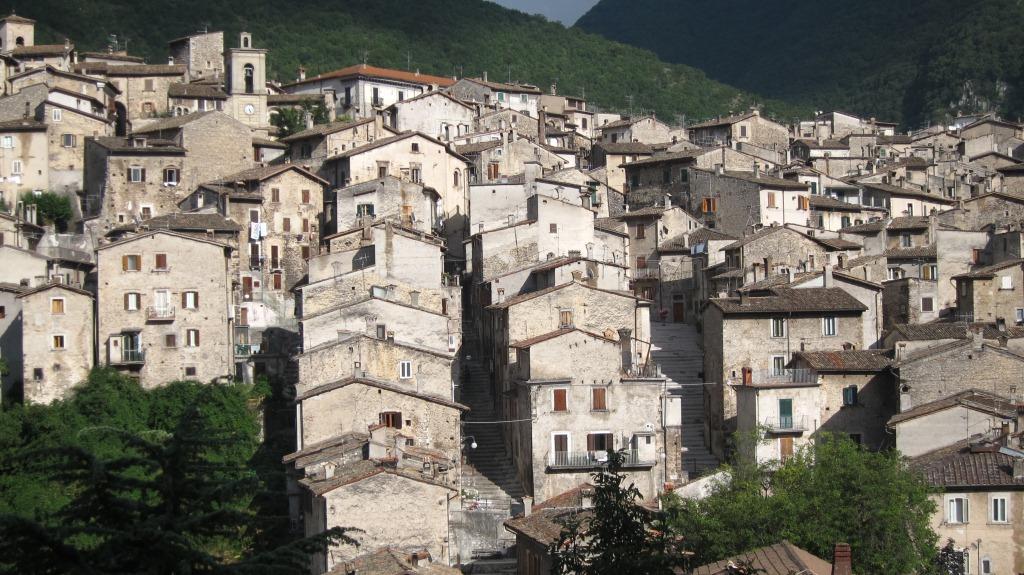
52, 108, 62, 122
448, 334, 457, 352
1016, 308, 1024, 324
128, 166, 144, 183
947, 494, 969, 524
990, 494, 1008, 523
51, 333, 66, 350
771, 355, 787, 376
822, 316, 837, 336
163, 167, 179, 186
185, 329, 200, 348
399, 360, 412, 380
1000, 275, 1013, 290
1, 135, 12, 149
61, 133, 76, 148
125, 292, 141, 311
11, 160, 22, 175
981, 557, 992, 575
183, 291, 198, 310
770, 317, 786, 338
551, 431, 571, 456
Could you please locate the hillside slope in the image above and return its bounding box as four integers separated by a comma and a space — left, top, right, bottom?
576, 0, 1024, 128
2, 0, 806, 124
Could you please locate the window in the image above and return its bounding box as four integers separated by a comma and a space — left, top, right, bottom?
50, 298, 65, 315
282, 217, 291, 232
411, 167, 421, 183
771, 355, 786, 376
378, 164, 388, 178
972, 249, 983, 264
701, 198, 717, 213
243, 64, 254, 94
901, 233, 912, 247
809, 181, 818, 195
301, 189, 310, 204
798, 196, 810, 210
634, 224, 646, 239
185, 329, 200, 347
184, 366, 197, 377
301, 246, 310, 260
559, 310, 573, 328
948, 495, 969, 524
122, 254, 141, 271
887, 267, 904, 280
548, 223, 558, 234
272, 272, 282, 290
182, 291, 198, 310
144, 78, 154, 92
991, 495, 1008, 523
520, 93, 528, 104
739, 125, 748, 138
165, 334, 177, 347
356, 203, 375, 217
162, 168, 179, 185
822, 316, 837, 336
553, 433, 569, 457
1, 136, 11, 148
124, 292, 141, 311
453, 170, 460, 187
268, 188, 280, 203
33, 368, 43, 381
270, 245, 279, 269
1001, 275, 1014, 290
128, 166, 145, 183
1016, 308, 1024, 324
982, 558, 992, 575
553, 389, 568, 412
154, 253, 168, 270
411, 142, 420, 153
587, 432, 614, 454
922, 264, 938, 280
379, 411, 402, 429
52, 108, 62, 122
770, 317, 786, 338
906, 204, 914, 216
591, 388, 607, 411
52, 335, 65, 350
842, 385, 858, 406
0, 306, 4, 319
399, 360, 412, 379
372, 87, 380, 105
921, 297, 934, 312
302, 218, 310, 233
61, 134, 76, 148
397, 90, 404, 102
376, 324, 387, 340
767, 192, 777, 208
11, 160, 21, 175
497, 92, 505, 102
441, 298, 449, 316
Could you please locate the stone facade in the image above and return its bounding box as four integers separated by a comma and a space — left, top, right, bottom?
96, 231, 233, 387
389, 92, 476, 141
955, 261, 1024, 324
18, 282, 93, 403
335, 176, 441, 234
0, 121, 47, 202
0, 283, 23, 400
106, 65, 186, 122
686, 169, 812, 236
893, 338, 1024, 411
45, 101, 112, 193
168, 31, 225, 81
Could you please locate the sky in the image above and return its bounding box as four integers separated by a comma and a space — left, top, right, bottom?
490, 0, 600, 25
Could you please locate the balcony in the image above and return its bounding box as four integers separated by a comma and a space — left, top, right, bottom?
235, 343, 262, 357
632, 266, 660, 280
624, 362, 662, 379
548, 449, 654, 470
111, 349, 145, 365
763, 415, 807, 434
145, 306, 175, 322
731, 368, 818, 387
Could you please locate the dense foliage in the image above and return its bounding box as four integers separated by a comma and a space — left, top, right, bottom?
665, 435, 938, 574
1, 0, 805, 124
552, 450, 689, 575
20, 191, 73, 231
577, 0, 1024, 129
271, 101, 331, 138
0, 369, 349, 574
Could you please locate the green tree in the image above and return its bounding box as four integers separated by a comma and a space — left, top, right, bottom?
271, 101, 330, 138
934, 539, 966, 575
21, 192, 73, 231
552, 450, 689, 575
667, 435, 938, 575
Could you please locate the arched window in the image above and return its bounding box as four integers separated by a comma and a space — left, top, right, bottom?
242, 37, 250, 48
15, 37, 24, 47
243, 64, 254, 94
453, 170, 460, 188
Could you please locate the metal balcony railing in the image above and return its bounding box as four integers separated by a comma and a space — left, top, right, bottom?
632, 266, 660, 280
763, 415, 807, 433
548, 449, 654, 470
112, 349, 145, 365
624, 362, 662, 379
145, 306, 175, 321
732, 368, 818, 386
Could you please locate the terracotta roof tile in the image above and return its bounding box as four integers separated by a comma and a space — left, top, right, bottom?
285, 63, 455, 88
710, 287, 867, 315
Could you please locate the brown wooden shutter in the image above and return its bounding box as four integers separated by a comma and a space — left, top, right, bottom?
155, 253, 166, 269
122, 255, 128, 271
194, 292, 199, 307
165, 334, 176, 347
586, 434, 596, 452
553, 389, 567, 412
592, 388, 606, 410
302, 218, 309, 232
181, 292, 187, 308
123, 293, 129, 310
194, 330, 200, 346
140, 168, 146, 182
302, 189, 310, 203
283, 218, 290, 232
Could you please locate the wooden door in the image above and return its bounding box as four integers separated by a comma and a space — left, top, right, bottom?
242, 277, 253, 299
779, 437, 794, 460
672, 302, 685, 322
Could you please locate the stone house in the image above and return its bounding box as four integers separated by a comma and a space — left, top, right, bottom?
387, 91, 476, 141
167, 83, 227, 116
790, 138, 850, 161
334, 175, 442, 234
891, 334, 1024, 411
457, 135, 565, 184
621, 146, 773, 209
95, 230, 233, 387
539, 92, 593, 139
618, 205, 700, 305
855, 180, 956, 218
911, 434, 1024, 575
284, 63, 455, 120
953, 259, 1024, 325
0, 281, 25, 400
508, 328, 670, 501
598, 115, 674, 145
104, 64, 186, 123
17, 281, 93, 404
688, 110, 789, 163
6, 66, 120, 125
168, 31, 225, 82
541, 167, 623, 218
474, 108, 538, 141
997, 163, 1024, 194
880, 276, 940, 328
686, 168, 812, 236
43, 93, 113, 193
282, 117, 396, 179
938, 191, 1024, 230
718, 225, 860, 288
703, 286, 867, 456
128, 111, 252, 185
503, 485, 593, 575
889, 389, 1018, 458
589, 142, 653, 192
446, 76, 540, 116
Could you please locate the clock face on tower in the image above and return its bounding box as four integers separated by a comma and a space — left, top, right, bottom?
244, 104, 255, 115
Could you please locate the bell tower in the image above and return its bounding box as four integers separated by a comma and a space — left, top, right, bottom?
0, 13, 35, 53
226, 32, 268, 130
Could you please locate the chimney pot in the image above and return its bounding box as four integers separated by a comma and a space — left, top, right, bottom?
522, 495, 533, 516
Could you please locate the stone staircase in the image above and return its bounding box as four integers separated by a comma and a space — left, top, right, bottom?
649, 321, 721, 476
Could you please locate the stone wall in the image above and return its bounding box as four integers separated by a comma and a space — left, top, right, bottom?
20, 286, 93, 404
898, 342, 1024, 410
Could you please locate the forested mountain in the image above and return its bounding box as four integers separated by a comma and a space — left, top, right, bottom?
576, 0, 1024, 129
0, 0, 805, 124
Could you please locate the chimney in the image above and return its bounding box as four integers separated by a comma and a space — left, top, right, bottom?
550, 83, 557, 96
663, 194, 671, 208
538, 106, 547, 143
1014, 458, 1024, 480
298, 66, 307, 82
715, 164, 724, 176
23, 101, 29, 119
786, 267, 795, 284
523, 161, 542, 184
570, 270, 583, 282
764, 256, 773, 275
618, 328, 633, 373
753, 164, 761, 179
997, 317, 1007, 332
971, 327, 984, 351
522, 496, 533, 516
739, 291, 749, 306
823, 264, 834, 288
831, 543, 852, 575
482, 70, 488, 82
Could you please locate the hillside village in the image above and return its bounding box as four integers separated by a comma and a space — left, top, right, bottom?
2, 12, 1024, 575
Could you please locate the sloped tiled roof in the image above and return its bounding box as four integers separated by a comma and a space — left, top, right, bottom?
595, 142, 654, 155
689, 541, 832, 575
299, 459, 453, 497
285, 63, 455, 88
911, 439, 1024, 488
887, 216, 931, 230
504, 485, 593, 545
134, 212, 240, 233
710, 287, 867, 315
883, 245, 937, 259
793, 350, 892, 372
510, 328, 616, 349
953, 258, 1024, 279
131, 111, 215, 134
889, 390, 1017, 427
688, 111, 757, 129
168, 82, 228, 99
278, 117, 374, 142
104, 64, 186, 76
455, 140, 500, 155
11, 44, 72, 57
618, 206, 665, 219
